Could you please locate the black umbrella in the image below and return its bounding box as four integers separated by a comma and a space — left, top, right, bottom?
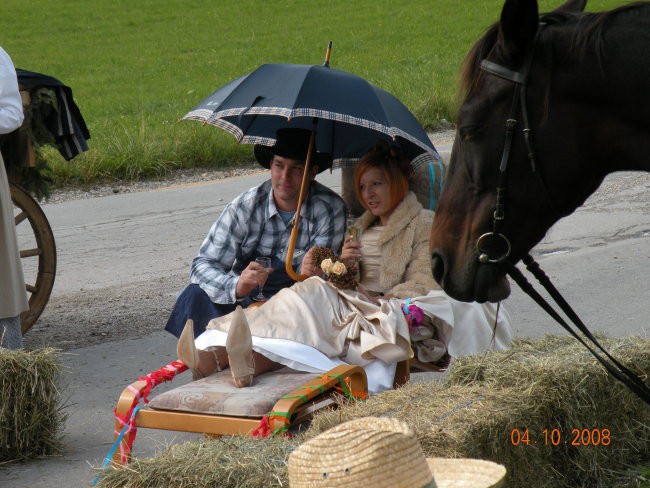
16, 69, 90, 161
182, 49, 438, 279
182, 63, 438, 164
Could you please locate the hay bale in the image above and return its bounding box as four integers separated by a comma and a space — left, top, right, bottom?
97, 436, 295, 488
309, 336, 650, 487
0, 347, 66, 462
95, 336, 649, 487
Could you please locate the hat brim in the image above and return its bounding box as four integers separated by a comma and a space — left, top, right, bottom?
426, 458, 506, 488
254, 145, 332, 174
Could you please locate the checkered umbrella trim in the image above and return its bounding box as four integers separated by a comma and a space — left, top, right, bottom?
182, 106, 437, 159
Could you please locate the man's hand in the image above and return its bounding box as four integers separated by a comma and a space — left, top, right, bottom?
301, 247, 321, 278
235, 261, 273, 298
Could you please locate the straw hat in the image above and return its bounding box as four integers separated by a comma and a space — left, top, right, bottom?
288, 417, 506, 488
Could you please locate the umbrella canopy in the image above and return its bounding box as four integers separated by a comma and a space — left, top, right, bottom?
16, 69, 90, 161
182, 63, 439, 165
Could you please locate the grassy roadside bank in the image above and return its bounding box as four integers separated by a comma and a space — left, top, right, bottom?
2, 0, 621, 189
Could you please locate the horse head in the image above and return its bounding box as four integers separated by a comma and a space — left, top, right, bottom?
430, 0, 650, 303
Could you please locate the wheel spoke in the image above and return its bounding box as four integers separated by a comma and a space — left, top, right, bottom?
14, 210, 28, 225
20, 247, 42, 258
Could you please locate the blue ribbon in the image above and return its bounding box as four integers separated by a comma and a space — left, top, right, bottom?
402, 297, 412, 316
92, 405, 141, 486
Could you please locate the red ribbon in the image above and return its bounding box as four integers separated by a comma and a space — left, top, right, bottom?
114, 360, 188, 462
252, 415, 272, 438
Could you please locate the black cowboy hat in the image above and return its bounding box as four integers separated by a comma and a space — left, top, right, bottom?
254, 128, 332, 173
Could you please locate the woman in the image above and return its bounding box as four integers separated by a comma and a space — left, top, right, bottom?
180, 142, 511, 393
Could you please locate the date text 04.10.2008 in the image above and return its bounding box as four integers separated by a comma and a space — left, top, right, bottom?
510, 428, 611, 446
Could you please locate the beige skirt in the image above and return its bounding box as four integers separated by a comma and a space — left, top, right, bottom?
207, 276, 414, 366
199, 277, 512, 393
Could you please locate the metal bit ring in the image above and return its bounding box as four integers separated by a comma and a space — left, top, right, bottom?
476, 232, 512, 264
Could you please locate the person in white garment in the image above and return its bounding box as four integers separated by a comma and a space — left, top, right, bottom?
0, 46, 27, 349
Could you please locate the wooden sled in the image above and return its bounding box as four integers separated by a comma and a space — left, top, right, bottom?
112, 361, 368, 465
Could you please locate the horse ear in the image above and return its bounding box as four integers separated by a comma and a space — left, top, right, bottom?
552, 0, 587, 13
498, 0, 539, 60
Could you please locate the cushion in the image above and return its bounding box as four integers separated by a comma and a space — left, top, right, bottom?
148, 368, 320, 417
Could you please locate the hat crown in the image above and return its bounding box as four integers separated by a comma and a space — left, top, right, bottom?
288, 417, 434, 488
254, 128, 332, 172
270, 128, 313, 161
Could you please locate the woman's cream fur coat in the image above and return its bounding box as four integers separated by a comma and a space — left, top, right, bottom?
354, 191, 439, 298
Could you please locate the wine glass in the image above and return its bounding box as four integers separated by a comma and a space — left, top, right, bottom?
252, 257, 271, 301
346, 217, 360, 263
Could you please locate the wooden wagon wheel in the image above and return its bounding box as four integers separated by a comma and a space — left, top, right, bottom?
10, 182, 56, 334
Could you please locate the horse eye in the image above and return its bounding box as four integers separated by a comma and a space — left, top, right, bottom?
459, 124, 480, 141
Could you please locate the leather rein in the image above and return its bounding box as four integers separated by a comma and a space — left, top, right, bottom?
478, 25, 650, 405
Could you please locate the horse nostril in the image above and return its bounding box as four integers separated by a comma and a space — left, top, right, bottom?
430, 252, 446, 285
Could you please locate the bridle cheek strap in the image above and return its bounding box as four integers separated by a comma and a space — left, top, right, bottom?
475, 37, 537, 265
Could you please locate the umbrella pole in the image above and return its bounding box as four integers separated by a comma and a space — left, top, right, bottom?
286, 40, 331, 281
285, 119, 318, 281
323, 40, 332, 67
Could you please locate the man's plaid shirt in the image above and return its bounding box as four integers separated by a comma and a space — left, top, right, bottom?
190, 179, 346, 304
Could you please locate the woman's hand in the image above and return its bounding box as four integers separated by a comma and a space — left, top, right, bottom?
340, 235, 362, 263
301, 247, 321, 277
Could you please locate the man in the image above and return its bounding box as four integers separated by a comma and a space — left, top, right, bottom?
0, 46, 28, 349
165, 128, 347, 337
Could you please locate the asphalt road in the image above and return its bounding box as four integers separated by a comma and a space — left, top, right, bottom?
3, 149, 649, 487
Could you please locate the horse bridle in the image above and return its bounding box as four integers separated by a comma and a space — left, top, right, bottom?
475, 25, 547, 265
477, 24, 650, 405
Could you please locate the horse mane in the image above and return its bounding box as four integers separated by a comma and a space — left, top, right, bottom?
458, 1, 650, 100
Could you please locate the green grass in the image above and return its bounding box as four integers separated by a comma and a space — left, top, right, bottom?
1, 0, 623, 186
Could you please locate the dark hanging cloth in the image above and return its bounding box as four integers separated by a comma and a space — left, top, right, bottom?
16, 68, 90, 161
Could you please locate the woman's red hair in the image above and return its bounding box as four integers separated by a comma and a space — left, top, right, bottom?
354, 140, 412, 212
